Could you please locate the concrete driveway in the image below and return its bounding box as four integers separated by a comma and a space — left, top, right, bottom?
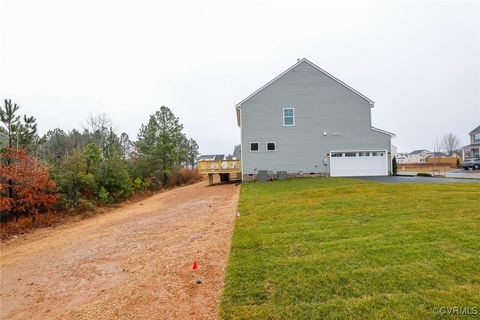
446, 169, 480, 179
353, 176, 480, 184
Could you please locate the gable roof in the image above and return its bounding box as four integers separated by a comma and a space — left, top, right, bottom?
235, 58, 374, 109
470, 125, 480, 134
371, 127, 396, 137
425, 152, 448, 158
409, 149, 430, 155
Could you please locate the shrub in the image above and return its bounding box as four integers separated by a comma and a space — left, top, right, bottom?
97, 154, 132, 202
417, 172, 432, 177
392, 156, 398, 175
97, 187, 110, 204
133, 177, 143, 191
166, 168, 202, 188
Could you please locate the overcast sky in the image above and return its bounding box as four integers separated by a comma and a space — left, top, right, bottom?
1, 0, 479, 154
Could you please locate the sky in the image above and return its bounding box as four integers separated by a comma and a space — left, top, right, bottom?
1, 0, 479, 154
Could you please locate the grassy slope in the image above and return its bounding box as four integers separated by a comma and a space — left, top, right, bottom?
220, 178, 480, 320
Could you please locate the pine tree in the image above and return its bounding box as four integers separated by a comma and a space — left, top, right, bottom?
392, 156, 398, 175
136, 106, 185, 187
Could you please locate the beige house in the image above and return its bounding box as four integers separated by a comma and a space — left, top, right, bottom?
407, 149, 431, 163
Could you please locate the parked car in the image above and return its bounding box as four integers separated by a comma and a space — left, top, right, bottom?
460, 158, 480, 170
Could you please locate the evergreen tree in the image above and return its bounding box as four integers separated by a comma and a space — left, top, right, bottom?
392, 156, 398, 175
97, 152, 132, 202
0, 100, 39, 150
83, 143, 102, 175
136, 106, 185, 187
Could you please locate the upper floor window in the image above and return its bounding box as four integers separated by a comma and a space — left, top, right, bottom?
283, 108, 295, 126
475, 134, 480, 143
250, 142, 259, 151
331, 152, 342, 157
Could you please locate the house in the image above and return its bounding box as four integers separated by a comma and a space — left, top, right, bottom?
407, 149, 431, 163
424, 152, 448, 160
462, 125, 480, 159
232, 144, 241, 160
198, 154, 225, 161
396, 152, 409, 164
235, 58, 395, 179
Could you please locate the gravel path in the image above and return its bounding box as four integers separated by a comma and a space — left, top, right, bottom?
0, 182, 240, 320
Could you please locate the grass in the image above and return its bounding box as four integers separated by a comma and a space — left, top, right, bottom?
219, 178, 480, 319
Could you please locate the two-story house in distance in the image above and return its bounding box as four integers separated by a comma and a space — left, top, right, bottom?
235, 58, 395, 180
462, 125, 480, 159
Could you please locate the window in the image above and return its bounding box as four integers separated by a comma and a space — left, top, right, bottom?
365, 152, 370, 156
250, 142, 259, 151
358, 152, 365, 156
331, 152, 342, 157
372, 152, 378, 156
266, 142, 276, 151
345, 152, 356, 157
475, 134, 480, 143
283, 108, 295, 126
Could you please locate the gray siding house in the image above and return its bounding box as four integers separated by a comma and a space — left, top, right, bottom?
236, 58, 395, 180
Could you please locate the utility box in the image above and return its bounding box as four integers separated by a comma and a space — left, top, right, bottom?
277, 171, 287, 180
257, 170, 269, 182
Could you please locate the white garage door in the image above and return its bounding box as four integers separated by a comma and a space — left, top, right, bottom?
330, 151, 388, 177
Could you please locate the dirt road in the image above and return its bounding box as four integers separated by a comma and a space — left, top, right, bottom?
0, 182, 239, 320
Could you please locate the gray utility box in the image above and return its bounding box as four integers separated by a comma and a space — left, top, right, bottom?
257, 170, 269, 182
277, 171, 287, 180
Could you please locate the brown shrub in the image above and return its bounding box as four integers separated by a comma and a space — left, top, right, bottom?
167, 168, 202, 188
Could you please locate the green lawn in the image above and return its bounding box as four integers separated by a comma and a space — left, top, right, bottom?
220, 178, 480, 320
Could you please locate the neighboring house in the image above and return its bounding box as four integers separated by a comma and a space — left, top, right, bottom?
462, 125, 480, 159
424, 152, 448, 161
396, 153, 409, 164
235, 58, 395, 179
233, 144, 241, 160
407, 149, 431, 163
198, 154, 225, 161
391, 145, 398, 161
425, 152, 447, 158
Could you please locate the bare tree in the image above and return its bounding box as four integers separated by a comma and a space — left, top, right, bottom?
441, 133, 461, 156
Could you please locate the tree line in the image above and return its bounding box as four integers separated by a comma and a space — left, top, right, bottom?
0, 99, 200, 223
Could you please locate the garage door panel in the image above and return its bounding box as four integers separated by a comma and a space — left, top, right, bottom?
330, 151, 387, 177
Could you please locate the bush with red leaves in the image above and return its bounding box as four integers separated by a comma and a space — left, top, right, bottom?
0, 148, 58, 223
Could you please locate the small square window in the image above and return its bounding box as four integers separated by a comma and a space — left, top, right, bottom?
365, 152, 370, 156
358, 152, 365, 156
372, 152, 378, 156
250, 142, 259, 151
266, 142, 276, 151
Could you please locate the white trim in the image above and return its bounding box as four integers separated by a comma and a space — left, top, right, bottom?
249, 141, 259, 152
266, 141, 277, 151
371, 127, 396, 137
283, 107, 295, 126
239, 109, 244, 181
329, 149, 389, 177
236, 58, 374, 109
329, 149, 388, 153
236, 107, 241, 127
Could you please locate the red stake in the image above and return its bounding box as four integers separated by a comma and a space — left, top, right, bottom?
192, 260, 198, 270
